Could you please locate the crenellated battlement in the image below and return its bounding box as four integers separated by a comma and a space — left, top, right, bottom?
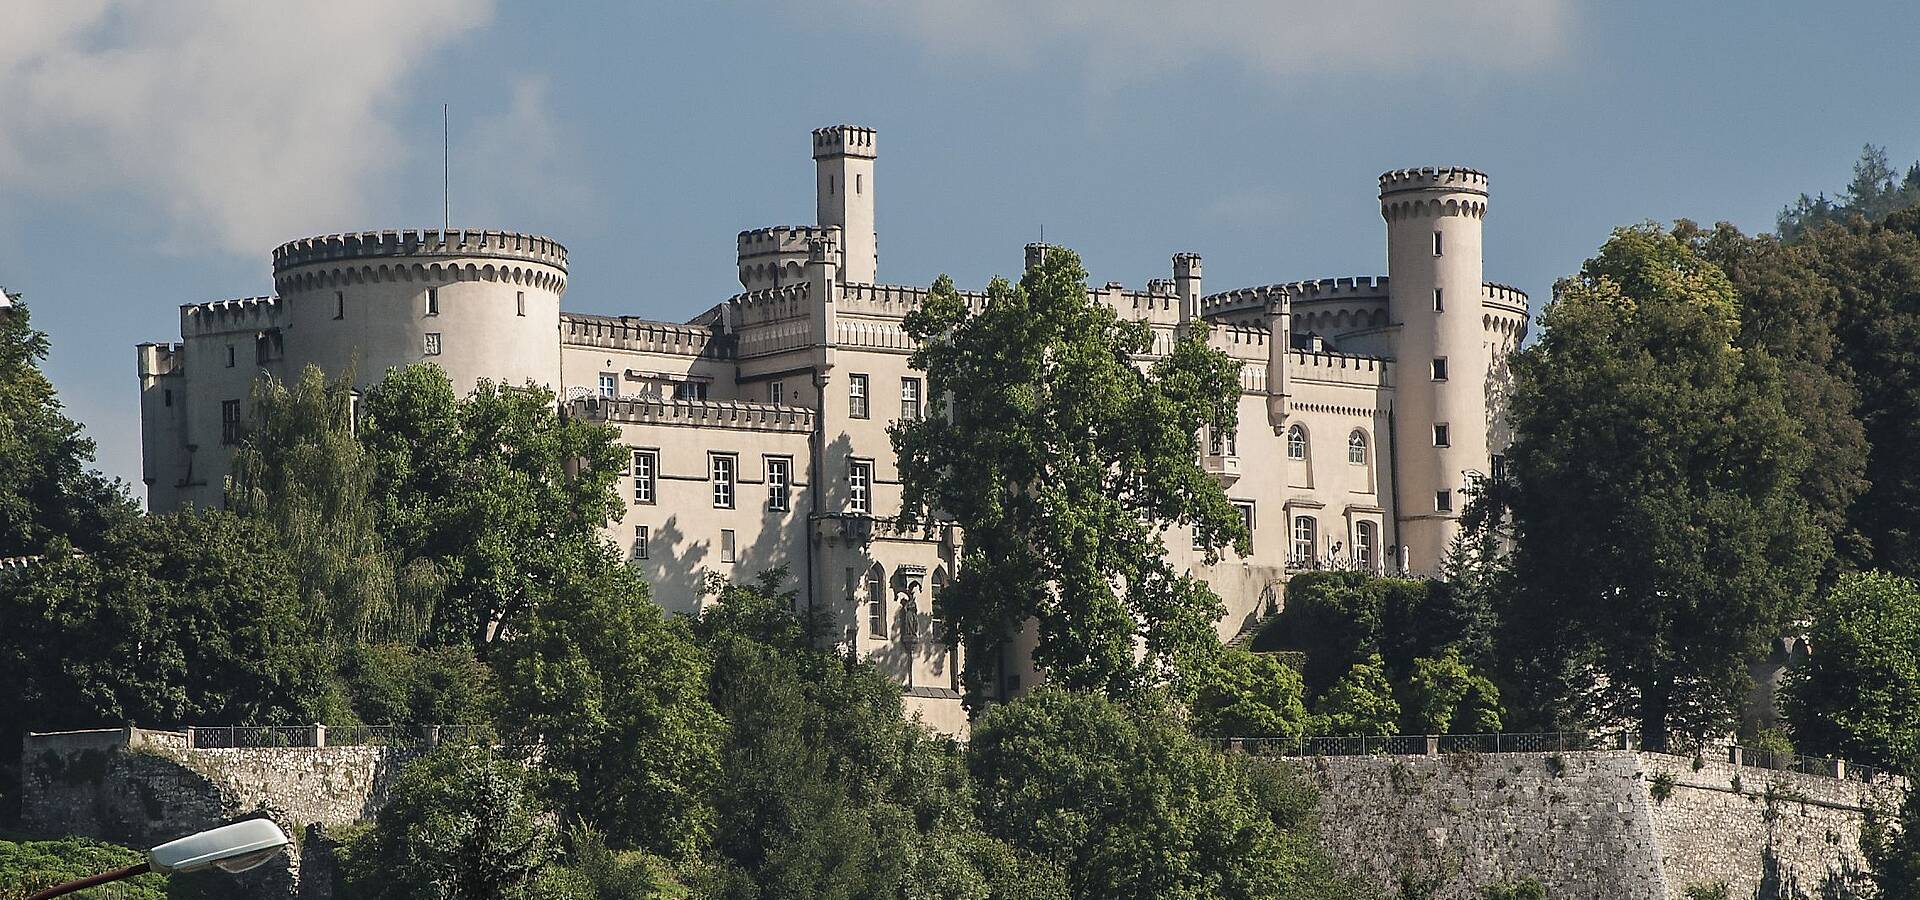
1482, 281, 1530, 312
561, 313, 732, 359
570, 396, 814, 433
737, 225, 827, 252
272, 229, 567, 274
727, 283, 814, 327
180, 296, 281, 335
1378, 166, 1488, 197
1206, 322, 1272, 361
1291, 350, 1394, 389
812, 124, 877, 160
137, 342, 186, 377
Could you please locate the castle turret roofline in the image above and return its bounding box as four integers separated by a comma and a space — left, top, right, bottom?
272, 229, 567, 274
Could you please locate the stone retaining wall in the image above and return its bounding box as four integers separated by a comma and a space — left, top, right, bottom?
1284, 750, 1903, 899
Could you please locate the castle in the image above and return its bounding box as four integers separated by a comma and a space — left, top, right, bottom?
136, 125, 1527, 732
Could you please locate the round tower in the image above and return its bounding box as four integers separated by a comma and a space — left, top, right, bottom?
1381, 167, 1488, 571
271, 229, 567, 394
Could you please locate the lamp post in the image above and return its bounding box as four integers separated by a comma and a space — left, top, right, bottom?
26, 819, 290, 899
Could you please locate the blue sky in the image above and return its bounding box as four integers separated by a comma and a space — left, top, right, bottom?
5, 1, 1919, 498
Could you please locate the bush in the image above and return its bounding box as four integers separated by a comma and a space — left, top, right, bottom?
1314, 655, 1401, 737
337, 643, 500, 728
0, 837, 168, 900
337, 747, 558, 900
1189, 648, 1311, 741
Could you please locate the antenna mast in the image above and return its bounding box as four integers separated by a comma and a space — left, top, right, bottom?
442, 104, 450, 231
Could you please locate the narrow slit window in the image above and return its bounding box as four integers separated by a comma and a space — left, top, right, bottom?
1433, 423, 1450, 447
426, 288, 439, 316
335, 291, 345, 319
1433, 231, 1444, 256
1431, 358, 1448, 381
1434, 288, 1444, 312
516, 291, 526, 316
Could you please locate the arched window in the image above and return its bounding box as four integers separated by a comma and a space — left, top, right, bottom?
865, 566, 885, 638
1291, 516, 1317, 561
1348, 430, 1368, 465
1355, 522, 1376, 569
1286, 424, 1308, 460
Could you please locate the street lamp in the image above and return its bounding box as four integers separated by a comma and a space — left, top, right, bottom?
26, 819, 290, 899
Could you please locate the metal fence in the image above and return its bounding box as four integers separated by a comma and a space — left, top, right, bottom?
1215, 730, 1890, 784
184, 724, 498, 750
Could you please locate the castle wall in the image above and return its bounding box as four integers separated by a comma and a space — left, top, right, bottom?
1287, 750, 1899, 899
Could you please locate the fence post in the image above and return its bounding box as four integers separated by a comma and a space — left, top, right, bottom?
1728, 746, 1742, 767
1425, 735, 1440, 756
426, 725, 441, 750
1832, 759, 1847, 779
184, 726, 195, 750
311, 724, 326, 749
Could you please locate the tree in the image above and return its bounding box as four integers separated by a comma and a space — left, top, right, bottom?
339, 747, 562, 900
1401, 649, 1503, 735
495, 540, 722, 861
1313, 656, 1400, 737
1778, 144, 1920, 242
967, 688, 1358, 900
893, 250, 1248, 704
0, 296, 135, 558
1678, 221, 1869, 570
1188, 648, 1310, 742
231, 365, 428, 644
1786, 572, 1920, 769
1504, 225, 1826, 747
335, 643, 501, 729
692, 569, 1062, 900
360, 366, 625, 646
1258, 571, 1485, 697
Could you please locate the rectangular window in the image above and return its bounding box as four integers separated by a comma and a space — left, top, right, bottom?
633, 525, 649, 560
1236, 502, 1255, 553
334, 291, 345, 319
424, 333, 442, 356
866, 569, 885, 637
426, 288, 439, 316
1208, 426, 1224, 457
1433, 231, 1444, 256
711, 454, 736, 508
1491, 453, 1508, 483
721, 529, 737, 563
1225, 427, 1237, 457
516, 291, 526, 317
598, 372, 617, 398
1434, 288, 1444, 312
766, 457, 791, 511
901, 378, 921, 421
675, 382, 709, 401
164, 389, 173, 408
220, 399, 243, 445
225, 345, 236, 368
632, 450, 657, 504
1291, 515, 1316, 561
1433, 423, 1450, 447
848, 459, 873, 514
1431, 358, 1448, 381
1355, 522, 1376, 567
770, 381, 784, 405
1436, 490, 1454, 513
849, 374, 869, 419
856, 173, 863, 195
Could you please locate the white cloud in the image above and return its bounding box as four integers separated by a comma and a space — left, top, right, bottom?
819, 0, 1570, 80
0, 0, 494, 256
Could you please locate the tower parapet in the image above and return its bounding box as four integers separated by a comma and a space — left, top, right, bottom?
812, 125, 877, 160
272, 229, 567, 274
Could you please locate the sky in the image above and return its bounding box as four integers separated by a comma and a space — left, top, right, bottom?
5, 0, 1920, 501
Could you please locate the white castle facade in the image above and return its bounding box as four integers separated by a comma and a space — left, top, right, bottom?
137, 126, 1527, 732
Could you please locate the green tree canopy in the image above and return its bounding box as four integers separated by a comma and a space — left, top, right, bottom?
1312, 655, 1400, 738
1505, 225, 1825, 746
968, 688, 1358, 900
339, 747, 562, 900
1787, 571, 1920, 769
1779, 144, 1920, 242
692, 569, 1063, 900
1187, 648, 1310, 742
494, 541, 722, 861
893, 249, 1248, 704
360, 365, 625, 646
0, 297, 135, 558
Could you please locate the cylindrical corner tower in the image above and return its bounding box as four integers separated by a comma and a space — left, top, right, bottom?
1381, 167, 1488, 571
271, 229, 567, 394
814, 125, 877, 285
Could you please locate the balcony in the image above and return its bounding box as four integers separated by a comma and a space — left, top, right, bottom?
1203, 453, 1241, 485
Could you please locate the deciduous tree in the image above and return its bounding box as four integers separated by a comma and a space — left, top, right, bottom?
1505, 225, 1825, 746
893, 249, 1247, 704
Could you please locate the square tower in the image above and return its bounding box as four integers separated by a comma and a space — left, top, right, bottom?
813, 125, 877, 285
